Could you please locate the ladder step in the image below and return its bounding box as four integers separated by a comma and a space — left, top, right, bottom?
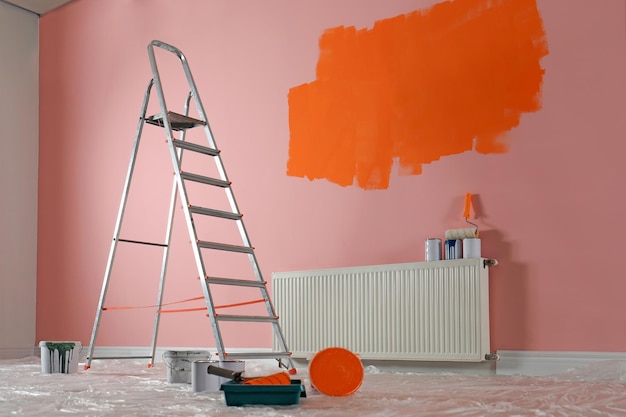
206, 276, 266, 288
198, 240, 253, 254
219, 352, 292, 360
181, 172, 230, 188
145, 111, 206, 131
189, 205, 242, 221
215, 314, 278, 323
172, 139, 219, 157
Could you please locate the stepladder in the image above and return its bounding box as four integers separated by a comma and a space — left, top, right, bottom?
85, 40, 295, 373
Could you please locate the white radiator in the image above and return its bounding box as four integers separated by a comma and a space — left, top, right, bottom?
272, 258, 492, 362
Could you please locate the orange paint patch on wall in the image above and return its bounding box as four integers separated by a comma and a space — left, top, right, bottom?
287, 0, 548, 189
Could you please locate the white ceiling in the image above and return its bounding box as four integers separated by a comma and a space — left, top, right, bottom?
2, 0, 74, 15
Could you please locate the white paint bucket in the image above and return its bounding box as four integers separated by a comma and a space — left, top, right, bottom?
39, 341, 81, 374
191, 360, 246, 393
163, 350, 211, 383
463, 238, 482, 259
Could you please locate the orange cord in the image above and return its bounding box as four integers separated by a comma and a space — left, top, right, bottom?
102, 296, 204, 311
159, 307, 207, 313
214, 298, 266, 309
104, 297, 267, 313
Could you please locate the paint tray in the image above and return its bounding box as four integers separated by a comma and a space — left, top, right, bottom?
220, 379, 306, 406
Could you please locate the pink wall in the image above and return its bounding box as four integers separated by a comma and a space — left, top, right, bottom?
38, 0, 626, 352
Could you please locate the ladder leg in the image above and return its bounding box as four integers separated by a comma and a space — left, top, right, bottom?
85, 80, 155, 369
148, 166, 177, 367
148, 93, 193, 366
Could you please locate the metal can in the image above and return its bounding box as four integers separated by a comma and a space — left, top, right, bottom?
445, 239, 463, 260
425, 238, 442, 261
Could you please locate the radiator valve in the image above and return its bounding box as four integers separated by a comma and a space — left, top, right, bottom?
483, 259, 499, 268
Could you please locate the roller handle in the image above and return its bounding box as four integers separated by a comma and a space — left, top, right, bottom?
207, 365, 244, 383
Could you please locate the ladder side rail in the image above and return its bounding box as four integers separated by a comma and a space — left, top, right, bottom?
148, 92, 195, 366
154, 41, 267, 286
86, 79, 155, 368
147, 41, 225, 358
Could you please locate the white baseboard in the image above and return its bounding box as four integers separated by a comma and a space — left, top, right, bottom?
496, 350, 626, 376
0, 347, 37, 359
20, 346, 625, 377
85, 347, 497, 375
83, 346, 281, 369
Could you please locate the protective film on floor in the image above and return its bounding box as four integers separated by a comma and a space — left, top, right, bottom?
2, 357, 626, 416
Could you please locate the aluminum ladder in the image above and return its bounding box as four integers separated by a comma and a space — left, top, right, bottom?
85, 40, 295, 372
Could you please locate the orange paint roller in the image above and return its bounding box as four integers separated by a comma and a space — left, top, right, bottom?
207, 365, 292, 385
243, 372, 291, 385
444, 193, 479, 239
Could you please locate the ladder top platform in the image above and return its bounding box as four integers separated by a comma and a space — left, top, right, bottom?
146, 111, 206, 131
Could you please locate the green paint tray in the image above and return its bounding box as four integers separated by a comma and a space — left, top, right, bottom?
220, 379, 306, 406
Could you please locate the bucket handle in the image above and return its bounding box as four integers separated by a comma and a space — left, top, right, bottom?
162, 352, 206, 370
162, 353, 193, 370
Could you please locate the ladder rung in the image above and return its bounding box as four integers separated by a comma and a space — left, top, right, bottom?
117, 238, 167, 248
172, 139, 219, 156
181, 172, 230, 188
145, 111, 206, 131
189, 205, 242, 221
88, 356, 153, 360
215, 314, 278, 323
219, 352, 292, 360
206, 277, 266, 288
198, 240, 253, 254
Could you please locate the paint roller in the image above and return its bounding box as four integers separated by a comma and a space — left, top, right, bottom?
206, 365, 291, 385
444, 193, 479, 240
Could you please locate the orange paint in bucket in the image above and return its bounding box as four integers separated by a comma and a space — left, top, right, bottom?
309, 347, 363, 396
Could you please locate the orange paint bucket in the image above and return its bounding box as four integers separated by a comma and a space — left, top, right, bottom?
309, 347, 363, 396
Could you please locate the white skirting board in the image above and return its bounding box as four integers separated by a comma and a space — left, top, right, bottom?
496, 350, 626, 376
86, 346, 275, 363
0, 347, 38, 359
14, 346, 626, 377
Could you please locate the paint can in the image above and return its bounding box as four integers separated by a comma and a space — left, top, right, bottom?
462, 238, 481, 259
425, 238, 442, 261
163, 350, 211, 383
39, 341, 81, 374
191, 360, 245, 393
445, 239, 463, 259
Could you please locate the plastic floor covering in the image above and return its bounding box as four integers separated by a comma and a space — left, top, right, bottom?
2, 356, 626, 416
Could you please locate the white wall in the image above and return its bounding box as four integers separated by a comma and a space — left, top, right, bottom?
0, 1, 38, 358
